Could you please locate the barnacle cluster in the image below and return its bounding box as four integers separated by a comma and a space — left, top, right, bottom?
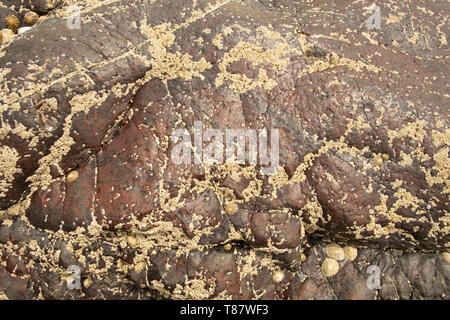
4, 15, 19, 32
321, 258, 339, 277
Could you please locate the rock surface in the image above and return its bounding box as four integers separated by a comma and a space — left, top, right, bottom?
0, 0, 449, 299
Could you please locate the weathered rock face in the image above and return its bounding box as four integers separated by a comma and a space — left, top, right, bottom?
0, 0, 449, 300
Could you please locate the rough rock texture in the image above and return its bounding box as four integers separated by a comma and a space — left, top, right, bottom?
0, 0, 449, 299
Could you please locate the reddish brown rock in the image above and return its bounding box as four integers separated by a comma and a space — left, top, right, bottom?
0, 0, 448, 300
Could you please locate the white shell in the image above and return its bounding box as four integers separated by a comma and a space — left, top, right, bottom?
18, 27, 32, 34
